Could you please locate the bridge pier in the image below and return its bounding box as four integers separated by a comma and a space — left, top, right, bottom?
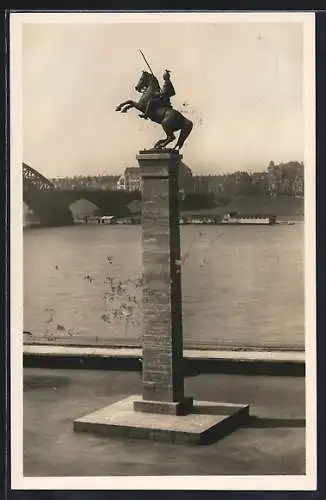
24, 189, 74, 227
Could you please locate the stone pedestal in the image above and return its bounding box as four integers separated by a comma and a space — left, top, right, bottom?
73, 149, 250, 445
133, 150, 193, 416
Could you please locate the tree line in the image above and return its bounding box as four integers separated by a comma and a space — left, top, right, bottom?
51, 161, 304, 197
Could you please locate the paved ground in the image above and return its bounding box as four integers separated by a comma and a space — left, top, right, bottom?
24, 368, 305, 476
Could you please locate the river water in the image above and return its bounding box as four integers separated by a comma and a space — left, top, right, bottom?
23, 223, 304, 350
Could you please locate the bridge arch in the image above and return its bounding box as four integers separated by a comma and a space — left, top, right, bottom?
61, 189, 142, 218
68, 198, 101, 219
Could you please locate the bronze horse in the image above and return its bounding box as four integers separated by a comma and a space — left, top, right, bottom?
115, 71, 193, 150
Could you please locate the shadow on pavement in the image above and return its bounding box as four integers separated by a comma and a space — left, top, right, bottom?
246, 416, 305, 428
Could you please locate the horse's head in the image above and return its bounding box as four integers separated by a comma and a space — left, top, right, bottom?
135, 71, 159, 93
135, 71, 150, 93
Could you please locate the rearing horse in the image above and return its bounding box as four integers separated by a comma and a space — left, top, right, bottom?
115, 71, 193, 150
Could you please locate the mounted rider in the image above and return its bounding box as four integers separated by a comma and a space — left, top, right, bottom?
139, 70, 176, 120
115, 60, 193, 150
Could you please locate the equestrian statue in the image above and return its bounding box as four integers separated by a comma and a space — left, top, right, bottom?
115, 52, 193, 150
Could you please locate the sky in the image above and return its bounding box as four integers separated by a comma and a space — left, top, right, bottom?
22, 18, 305, 177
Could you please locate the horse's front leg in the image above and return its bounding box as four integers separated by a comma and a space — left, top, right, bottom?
121, 102, 136, 113
115, 100, 135, 113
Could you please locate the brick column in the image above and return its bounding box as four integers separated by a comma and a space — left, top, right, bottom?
133, 149, 193, 416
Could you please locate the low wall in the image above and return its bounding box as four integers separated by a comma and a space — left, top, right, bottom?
23, 345, 305, 377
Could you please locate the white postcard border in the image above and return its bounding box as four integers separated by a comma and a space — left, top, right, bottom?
10, 11, 316, 491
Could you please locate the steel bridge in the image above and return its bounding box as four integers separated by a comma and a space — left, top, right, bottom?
23, 163, 218, 227
23, 163, 74, 226
23, 163, 55, 192
22, 163, 141, 226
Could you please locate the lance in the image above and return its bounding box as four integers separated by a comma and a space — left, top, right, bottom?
139, 49, 161, 90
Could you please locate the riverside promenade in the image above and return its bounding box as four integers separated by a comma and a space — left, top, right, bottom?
23, 339, 305, 475
24, 366, 305, 476
22, 150, 305, 473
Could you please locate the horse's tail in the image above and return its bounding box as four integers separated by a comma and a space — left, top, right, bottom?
175, 117, 193, 150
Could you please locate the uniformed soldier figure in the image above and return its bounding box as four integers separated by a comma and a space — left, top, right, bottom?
139, 70, 176, 119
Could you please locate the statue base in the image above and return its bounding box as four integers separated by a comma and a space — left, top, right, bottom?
133, 396, 194, 416
73, 149, 251, 446
139, 147, 180, 155
74, 395, 250, 445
